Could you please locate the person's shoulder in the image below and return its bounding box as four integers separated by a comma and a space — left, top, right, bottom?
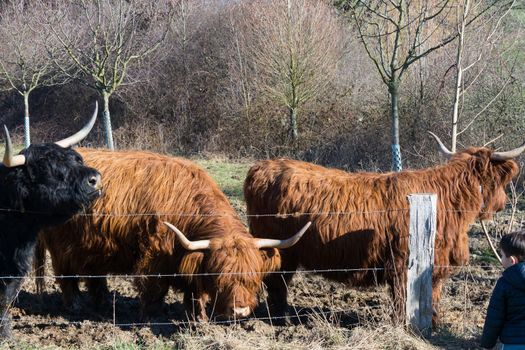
492, 274, 510, 294
502, 263, 525, 288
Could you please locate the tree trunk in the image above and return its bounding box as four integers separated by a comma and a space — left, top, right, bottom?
389, 80, 402, 172
289, 106, 298, 143
451, 0, 469, 152
451, 59, 462, 153
102, 91, 115, 150
23, 92, 30, 148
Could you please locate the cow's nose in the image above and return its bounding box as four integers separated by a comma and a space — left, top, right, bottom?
88, 173, 102, 190
233, 306, 251, 318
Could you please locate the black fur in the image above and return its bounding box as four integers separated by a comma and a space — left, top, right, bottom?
0, 143, 101, 338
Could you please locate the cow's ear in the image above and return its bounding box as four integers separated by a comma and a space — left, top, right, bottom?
179, 252, 204, 282
260, 248, 281, 276
494, 160, 519, 185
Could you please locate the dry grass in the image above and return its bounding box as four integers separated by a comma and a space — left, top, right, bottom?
186, 326, 416, 350
171, 315, 435, 350
0, 258, 490, 350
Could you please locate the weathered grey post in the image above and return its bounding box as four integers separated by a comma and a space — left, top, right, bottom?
406, 193, 437, 337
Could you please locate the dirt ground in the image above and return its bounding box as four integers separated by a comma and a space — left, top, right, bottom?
0, 228, 499, 350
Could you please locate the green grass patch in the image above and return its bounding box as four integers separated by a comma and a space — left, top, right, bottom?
96, 341, 174, 350
194, 159, 252, 202
471, 246, 501, 265
7, 143, 25, 154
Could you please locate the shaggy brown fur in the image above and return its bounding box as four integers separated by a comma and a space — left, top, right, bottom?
36, 148, 281, 320
243, 147, 519, 323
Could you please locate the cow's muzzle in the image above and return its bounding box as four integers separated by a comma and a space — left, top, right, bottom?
233, 306, 251, 318
88, 173, 102, 190
86, 173, 103, 199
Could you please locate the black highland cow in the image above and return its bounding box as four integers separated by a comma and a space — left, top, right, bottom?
0, 104, 102, 338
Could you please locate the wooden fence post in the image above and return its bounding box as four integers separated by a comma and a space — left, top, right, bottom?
406, 193, 437, 337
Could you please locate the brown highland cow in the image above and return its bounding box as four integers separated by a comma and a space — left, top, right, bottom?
243, 133, 524, 324
36, 149, 309, 321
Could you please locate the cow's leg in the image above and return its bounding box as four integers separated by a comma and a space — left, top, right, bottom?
387, 266, 407, 326
389, 266, 444, 329
57, 277, 83, 311
264, 255, 298, 324
183, 290, 209, 322
0, 303, 12, 339
0, 291, 11, 338
48, 250, 84, 312
431, 277, 444, 327
86, 278, 111, 310
0, 279, 24, 338
136, 276, 170, 321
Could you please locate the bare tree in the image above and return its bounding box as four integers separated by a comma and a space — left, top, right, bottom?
48, 0, 171, 150
235, 0, 344, 148
0, 1, 67, 148
345, 0, 502, 171
168, 0, 199, 146
226, 5, 255, 140
444, 0, 518, 263
449, 0, 516, 151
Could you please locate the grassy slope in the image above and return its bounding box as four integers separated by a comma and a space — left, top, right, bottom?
194, 158, 251, 203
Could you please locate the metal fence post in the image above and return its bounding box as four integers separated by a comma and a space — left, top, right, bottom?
406, 193, 437, 337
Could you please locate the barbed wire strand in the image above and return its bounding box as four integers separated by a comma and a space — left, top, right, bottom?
13, 305, 386, 329
0, 264, 503, 280
1, 206, 524, 218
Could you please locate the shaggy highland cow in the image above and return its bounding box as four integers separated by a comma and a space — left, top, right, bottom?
0, 104, 101, 337
243, 133, 524, 324
36, 149, 310, 321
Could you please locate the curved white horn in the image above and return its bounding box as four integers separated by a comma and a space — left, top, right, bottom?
55, 102, 98, 148
2, 125, 26, 167
164, 222, 210, 251
491, 141, 525, 161
255, 221, 312, 249
428, 131, 454, 159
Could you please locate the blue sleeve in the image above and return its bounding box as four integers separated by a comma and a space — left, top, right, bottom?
480, 278, 506, 348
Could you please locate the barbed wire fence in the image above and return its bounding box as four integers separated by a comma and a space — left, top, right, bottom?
1, 199, 523, 344
5, 264, 502, 350
8, 266, 502, 328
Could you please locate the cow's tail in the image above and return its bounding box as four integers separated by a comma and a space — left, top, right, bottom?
33, 234, 46, 295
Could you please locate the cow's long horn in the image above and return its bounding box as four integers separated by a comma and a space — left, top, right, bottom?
164, 222, 210, 250
428, 131, 454, 159
255, 221, 312, 249
2, 125, 26, 167
491, 141, 525, 161
55, 102, 98, 148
